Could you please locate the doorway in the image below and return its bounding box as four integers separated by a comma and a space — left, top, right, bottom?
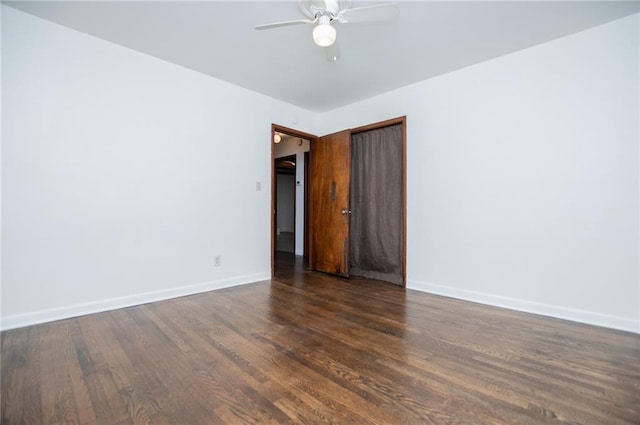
275, 155, 296, 253
271, 125, 315, 276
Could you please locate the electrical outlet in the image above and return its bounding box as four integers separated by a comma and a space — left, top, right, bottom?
214, 255, 222, 267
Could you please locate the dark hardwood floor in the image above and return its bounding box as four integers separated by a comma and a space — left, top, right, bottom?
2, 253, 639, 424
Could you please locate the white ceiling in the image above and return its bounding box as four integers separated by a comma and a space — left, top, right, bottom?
5, 0, 639, 112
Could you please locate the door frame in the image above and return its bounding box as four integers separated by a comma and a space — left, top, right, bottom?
271, 124, 318, 277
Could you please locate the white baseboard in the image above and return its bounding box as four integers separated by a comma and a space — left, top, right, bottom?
407, 279, 639, 334
0, 272, 270, 331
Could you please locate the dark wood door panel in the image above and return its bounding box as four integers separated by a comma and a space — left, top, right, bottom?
310, 130, 351, 276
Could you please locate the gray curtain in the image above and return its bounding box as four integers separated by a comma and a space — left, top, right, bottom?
350, 124, 403, 285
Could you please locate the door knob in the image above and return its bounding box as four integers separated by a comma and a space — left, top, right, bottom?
341, 209, 352, 215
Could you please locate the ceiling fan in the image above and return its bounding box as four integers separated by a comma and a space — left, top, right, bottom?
254, 0, 399, 62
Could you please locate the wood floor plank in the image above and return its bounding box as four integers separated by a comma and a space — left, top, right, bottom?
1, 329, 28, 424
2, 253, 639, 424
73, 315, 135, 425
56, 321, 98, 425
19, 326, 44, 425
39, 322, 82, 425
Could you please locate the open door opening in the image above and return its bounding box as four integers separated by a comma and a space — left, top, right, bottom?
275, 155, 296, 254
271, 125, 316, 277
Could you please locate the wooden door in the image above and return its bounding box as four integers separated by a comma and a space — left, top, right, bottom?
309, 130, 351, 277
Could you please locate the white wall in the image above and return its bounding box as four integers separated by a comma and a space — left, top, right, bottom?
320, 14, 640, 333
274, 137, 311, 158
1, 6, 318, 329
276, 174, 295, 234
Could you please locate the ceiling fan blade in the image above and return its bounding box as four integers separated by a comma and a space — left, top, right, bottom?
325, 40, 341, 62
336, 3, 399, 24
254, 18, 316, 31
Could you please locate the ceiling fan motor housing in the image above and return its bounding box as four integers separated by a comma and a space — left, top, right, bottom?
299, 0, 351, 20
256, 0, 399, 61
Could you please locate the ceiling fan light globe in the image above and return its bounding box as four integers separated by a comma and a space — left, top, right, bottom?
313, 23, 336, 47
